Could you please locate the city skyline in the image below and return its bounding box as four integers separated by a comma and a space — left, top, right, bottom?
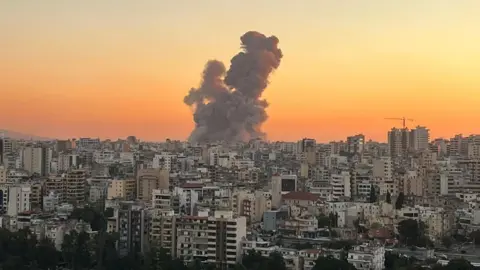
2, 1, 480, 141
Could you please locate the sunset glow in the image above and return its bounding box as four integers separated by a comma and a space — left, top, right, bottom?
2, 0, 480, 142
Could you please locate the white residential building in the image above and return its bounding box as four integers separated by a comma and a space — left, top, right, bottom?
348, 244, 385, 270
153, 152, 176, 172
7, 185, 32, 216
330, 171, 351, 199
23, 147, 51, 176
152, 189, 171, 210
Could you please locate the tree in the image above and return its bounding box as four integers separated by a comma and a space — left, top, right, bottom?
397, 219, 428, 247
369, 186, 377, 203
386, 191, 391, 204
266, 252, 286, 270
35, 238, 59, 270
70, 206, 105, 231
312, 255, 356, 270
328, 212, 338, 228
317, 214, 331, 228
242, 250, 265, 270
353, 219, 367, 234
441, 236, 453, 249
469, 230, 480, 245
395, 192, 405, 209
385, 252, 419, 270
444, 258, 474, 270
242, 250, 286, 270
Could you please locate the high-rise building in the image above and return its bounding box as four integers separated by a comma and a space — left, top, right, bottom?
137, 168, 169, 202
297, 138, 316, 153
0, 138, 3, 165
410, 126, 430, 151
113, 202, 150, 256
107, 179, 136, 200
55, 140, 73, 153
373, 157, 395, 195
271, 174, 282, 209
330, 171, 351, 199
7, 185, 31, 216
152, 189, 172, 210
173, 210, 246, 269
0, 165, 6, 183
65, 170, 86, 205
347, 134, 365, 154
22, 146, 52, 176
149, 209, 176, 254
57, 153, 79, 172
388, 128, 409, 157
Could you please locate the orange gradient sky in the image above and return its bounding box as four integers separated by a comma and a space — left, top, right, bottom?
2, 0, 480, 142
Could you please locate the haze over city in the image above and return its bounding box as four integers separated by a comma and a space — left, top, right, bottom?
2, 0, 480, 142
5, 2, 480, 270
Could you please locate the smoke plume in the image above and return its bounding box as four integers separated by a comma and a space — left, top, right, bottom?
184, 31, 283, 143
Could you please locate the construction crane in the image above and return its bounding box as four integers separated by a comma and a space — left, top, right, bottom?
385, 117, 414, 129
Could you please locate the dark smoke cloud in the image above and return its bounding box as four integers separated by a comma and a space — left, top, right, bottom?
184, 31, 283, 143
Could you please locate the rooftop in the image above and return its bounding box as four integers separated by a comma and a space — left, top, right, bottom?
282, 191, 319, 201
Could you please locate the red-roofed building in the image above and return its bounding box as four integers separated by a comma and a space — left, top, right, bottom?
282, 191, 320, 207
368, 227, 394, 239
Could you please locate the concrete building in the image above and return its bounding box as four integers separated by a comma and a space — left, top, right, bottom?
373, 157, 395, 195
388, 128, 409, 157
7, 185, 31, 216
43, 191, 60, 212
44, 175, 67, 203
271, 174, 282, 209
153, 152, 176, 172
237, 190, 269, 223
137, 168, 169, 202
152, 189, 172, 210
65, 170, 86, 205
263, 208, 289, 232
347, 244, 385, 270
114, 202, 151, 256
410, 126, 430, 151
22, 146, 52, 176
0, 165, 6, 183
57, 153, 79, 172
175, 210, 247, 269
330, 171, 351, 199
107, 179, 136, 200
149, 209, 176, 255
77, 138, 100, 150
347, 134, 365, 154
88, 175, 110, 203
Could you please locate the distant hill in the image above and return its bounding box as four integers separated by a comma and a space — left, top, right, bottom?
0, 129, 54, 141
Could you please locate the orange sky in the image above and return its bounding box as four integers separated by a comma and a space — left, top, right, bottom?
2, 1, 480, 142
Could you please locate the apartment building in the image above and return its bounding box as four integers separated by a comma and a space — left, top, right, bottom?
7, 185, 31, 216
330, 171, 351, 199
22, 146, 52, 176
150, 209, 176, 255
0, 165, 6, 183
107, 179, 136, 200
137, 168, 169, 202
152, 189, 172, 210
347, 244, 385, 270
410, 126, 430, 151
65, 170, 86, 205
388, 128, 409, 157
153, 210, 246, 269
44, 175, 66, 203
112, 201, 151, 256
